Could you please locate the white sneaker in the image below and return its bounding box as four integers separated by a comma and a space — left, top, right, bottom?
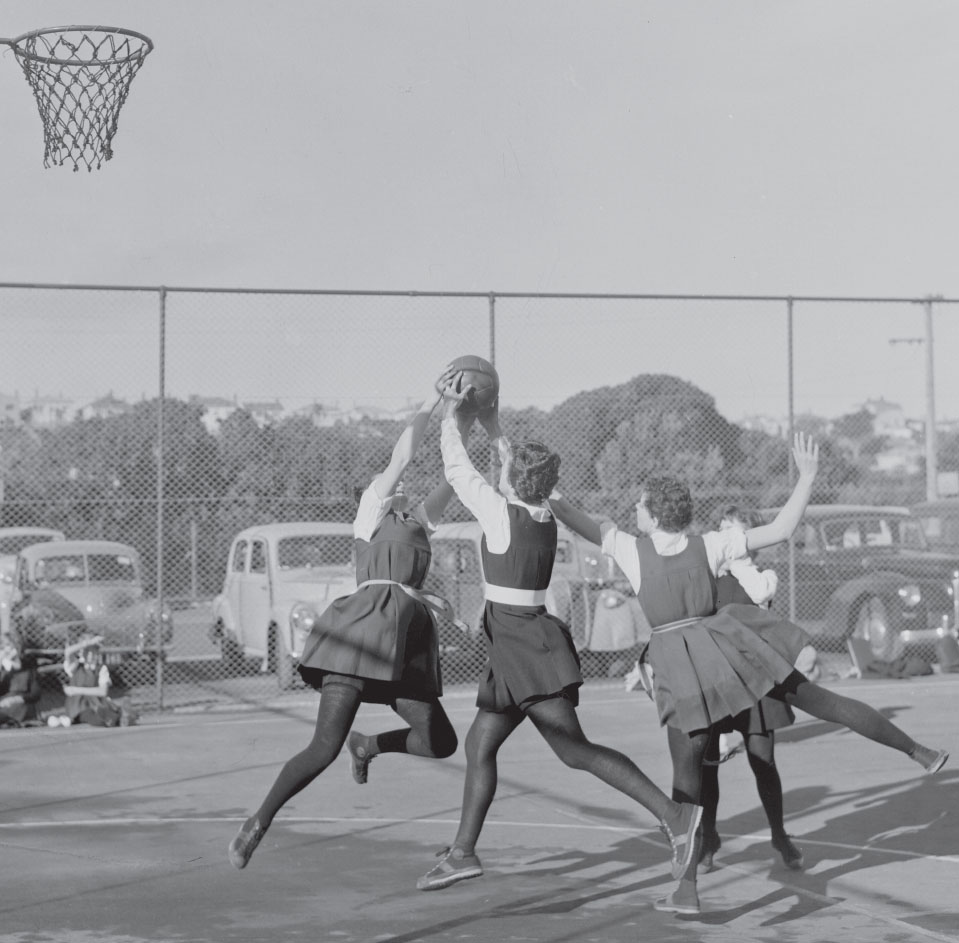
60, 716, 72, 727
47, 715, 60, 727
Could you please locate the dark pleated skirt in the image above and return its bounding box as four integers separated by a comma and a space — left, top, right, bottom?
475, 601, 583, 712
648, 603, 809, 733
297, 585, 442, 701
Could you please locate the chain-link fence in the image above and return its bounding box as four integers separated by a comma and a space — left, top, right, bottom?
2, 284, 958, 716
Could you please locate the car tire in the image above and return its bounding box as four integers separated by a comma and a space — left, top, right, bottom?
218, 627, 247, 676
851, 596, 903, 662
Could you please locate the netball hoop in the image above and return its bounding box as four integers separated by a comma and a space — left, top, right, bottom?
0, 25, 153, 171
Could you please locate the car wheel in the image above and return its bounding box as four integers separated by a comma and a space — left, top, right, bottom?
269, 625, 297, 690
218, 627, 246, 675
852, 596, 903, 662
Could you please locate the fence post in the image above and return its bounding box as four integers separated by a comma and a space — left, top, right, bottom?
156, 286, 166, 710
786, 297, 797, 622
924, 297, 938, 501
488, 291, 496, 367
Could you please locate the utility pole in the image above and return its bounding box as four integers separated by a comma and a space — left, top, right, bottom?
890, 297, 938, 501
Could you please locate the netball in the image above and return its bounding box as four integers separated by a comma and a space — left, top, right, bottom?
448, 354, 499, 413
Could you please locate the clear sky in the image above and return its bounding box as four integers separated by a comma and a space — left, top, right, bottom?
1, 2, 957, 420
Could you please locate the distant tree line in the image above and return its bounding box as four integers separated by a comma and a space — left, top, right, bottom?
0, 374, 942, 596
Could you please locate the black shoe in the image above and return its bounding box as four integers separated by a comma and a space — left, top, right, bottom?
771, 833, 804, 870
347, 730, 372, 784
229, 816, 266, 870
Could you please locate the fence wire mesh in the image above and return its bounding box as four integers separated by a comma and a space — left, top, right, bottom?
1, 285, 958, 717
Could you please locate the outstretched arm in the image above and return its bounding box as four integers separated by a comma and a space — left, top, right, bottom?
371, 382, 445, 501
548, 493, 604, 546
745, 432, 819, 551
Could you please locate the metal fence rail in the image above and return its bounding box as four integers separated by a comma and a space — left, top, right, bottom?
2, 282, 958, 715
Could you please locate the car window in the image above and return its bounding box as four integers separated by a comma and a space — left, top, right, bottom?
36, 555, 86, 583
863, 518, 893, 547
250, 540, 267, 574
920, 513, 959, 547
896, 517, 928, 550
277, 534, 354, 568
231, 540, 248, 572
88, 554, 137, 582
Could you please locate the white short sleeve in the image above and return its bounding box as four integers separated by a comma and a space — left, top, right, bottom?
353, 481, 392, 542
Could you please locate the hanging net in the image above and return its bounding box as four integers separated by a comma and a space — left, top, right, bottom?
1, 25, 153, 171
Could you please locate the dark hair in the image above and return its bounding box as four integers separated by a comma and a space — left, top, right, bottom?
352, 485, 366, 507
720, 504, 764, 530
509, 441, 560, 504
642, 477, 693, 532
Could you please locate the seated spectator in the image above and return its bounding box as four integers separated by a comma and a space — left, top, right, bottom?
0, 636, 41, 727
47, 635, 134, 728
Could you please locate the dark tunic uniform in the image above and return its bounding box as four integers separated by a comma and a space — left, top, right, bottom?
297, 510, 442, 703
712, 573, 797, 736
636, 535, 808, 733
476, 505, 582, 712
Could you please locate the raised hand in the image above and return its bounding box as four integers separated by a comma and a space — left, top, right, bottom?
437, 370, 474, 419
792, 431, 819, 480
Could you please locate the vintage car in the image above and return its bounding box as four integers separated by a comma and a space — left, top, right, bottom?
0, 527, 66, 635
425, 521, 650, 679
9, 539, 173, 666
910, 498, 959, 553
754, 505, 959, 663
210, 522, 357, 688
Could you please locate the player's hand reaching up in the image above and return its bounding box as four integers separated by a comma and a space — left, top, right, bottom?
792, 431, 819, 481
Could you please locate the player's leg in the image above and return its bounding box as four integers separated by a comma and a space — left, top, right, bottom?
698, 726, 723, 870
524, 695, 701, 879
346, 696, 458, 784
417, 708, 520, 890
783, 672, 948, 772
744, 731, 803, 869
654, 724, 710, 914
229, 681, 361, 869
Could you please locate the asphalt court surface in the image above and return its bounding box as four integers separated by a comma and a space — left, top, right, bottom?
1, 674, 957, 943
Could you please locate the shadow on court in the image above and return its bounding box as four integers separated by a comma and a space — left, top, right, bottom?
0, 676, 956, 943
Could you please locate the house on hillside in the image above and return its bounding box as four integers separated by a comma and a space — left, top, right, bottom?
77, 392, 130, 421
243, 399, 285, 428
191, 395, 239, 434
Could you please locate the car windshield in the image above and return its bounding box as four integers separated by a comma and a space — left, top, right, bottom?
35, 553, 137, 584
277, 534, 354, 569
88, 554, 138, 582
816, 515, 928, 552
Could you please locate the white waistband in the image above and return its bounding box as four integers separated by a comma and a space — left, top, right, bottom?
485, 584, 547, 606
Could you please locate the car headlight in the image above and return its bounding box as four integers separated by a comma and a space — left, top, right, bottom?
601, 589, 628, 609
897, 584, 921, 608
290, 603, 321, 637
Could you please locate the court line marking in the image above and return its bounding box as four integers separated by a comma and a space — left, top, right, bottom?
3, 815, 955, 939
2, 814, 957, 865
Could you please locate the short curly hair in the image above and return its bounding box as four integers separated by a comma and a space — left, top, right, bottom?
642, 476, 693, 533
719, 504, 764, 530
509, 441, 561, 504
